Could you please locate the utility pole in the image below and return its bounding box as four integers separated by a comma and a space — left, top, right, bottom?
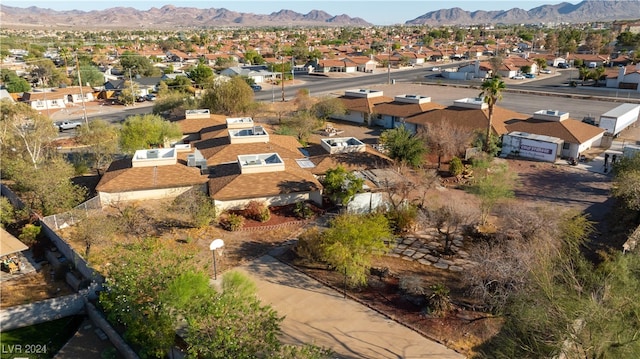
281, 55, 285, 102
387, 37, 392, 85
128, 67, 135, 107
75, 53, 88, 125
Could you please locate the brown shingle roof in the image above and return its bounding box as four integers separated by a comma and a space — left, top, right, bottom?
306, 146, 394, 175
96, 159, 208, 193
504, 118, 605, 144
177, 114, 227, 135
406, 105, 529, 136
374, 101, 444, 118
340, 96, 394, 114
208, 159, 321, 200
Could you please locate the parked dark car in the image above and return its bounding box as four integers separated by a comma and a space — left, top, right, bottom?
136, 96, 146, 102
251, 84, 262, 92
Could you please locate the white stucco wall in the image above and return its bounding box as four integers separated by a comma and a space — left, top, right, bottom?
99, 184, 206, 207
332, 111, 367, 124
213, 191, 322, 211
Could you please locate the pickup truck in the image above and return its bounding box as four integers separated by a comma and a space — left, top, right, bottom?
55, 121, 82, 131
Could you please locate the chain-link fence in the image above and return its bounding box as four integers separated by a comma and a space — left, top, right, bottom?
41, 195, 102, 230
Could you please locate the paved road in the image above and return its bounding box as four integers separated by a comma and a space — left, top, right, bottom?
237, 254, 465, 359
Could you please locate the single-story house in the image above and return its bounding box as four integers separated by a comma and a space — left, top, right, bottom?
96, 147, 209, 206
313, 59, 356, 74
344, 56, 377, 73
605, 64, 640, 91
21, 86, 94, 111
333, 89, 393, 125
219, 66, 277, 84
372, 94, 444, 129
403, 97, 529, 136
503, 109, 606, 159
457, 61, 492, 79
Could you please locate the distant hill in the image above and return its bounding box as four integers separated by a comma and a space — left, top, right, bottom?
0, 5, 372, 29
406, 0, 640, 25
2, 0, 639, 29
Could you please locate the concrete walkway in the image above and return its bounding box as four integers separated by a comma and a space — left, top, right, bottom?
237, 254, 465, 359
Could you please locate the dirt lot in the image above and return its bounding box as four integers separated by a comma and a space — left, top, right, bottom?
1, 267, 75, 308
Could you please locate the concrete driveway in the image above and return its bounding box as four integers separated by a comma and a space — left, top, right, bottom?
237, 254, 465, 359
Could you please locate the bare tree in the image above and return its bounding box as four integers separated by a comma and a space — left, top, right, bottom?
421, 120, 473, 170
423, 200, 479, 254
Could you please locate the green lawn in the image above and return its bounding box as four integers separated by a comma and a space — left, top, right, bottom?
0, 315, 83, 359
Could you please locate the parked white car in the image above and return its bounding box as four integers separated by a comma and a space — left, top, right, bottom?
540, 69, 552, 74
55, 120, 82, 131
511, 75, 525, 80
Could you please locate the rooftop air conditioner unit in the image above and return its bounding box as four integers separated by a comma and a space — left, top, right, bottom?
187, 154, 196, 167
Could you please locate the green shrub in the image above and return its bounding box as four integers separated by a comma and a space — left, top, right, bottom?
386, 204, 418, 234
428, 283, 453, 317
220, 213, 244, 231
19, 223, 41, 247
293, 202, 314, 219
449, 156, 463, 176
274, 125, 295, 136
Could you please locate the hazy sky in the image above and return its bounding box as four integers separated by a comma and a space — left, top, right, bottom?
2, 0, 580, 25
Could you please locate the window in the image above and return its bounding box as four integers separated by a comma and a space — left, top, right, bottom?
563, 143, 570, 150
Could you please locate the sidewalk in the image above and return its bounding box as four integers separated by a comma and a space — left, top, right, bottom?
237, 253, 465, 359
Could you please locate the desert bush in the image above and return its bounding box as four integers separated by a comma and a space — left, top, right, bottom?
293, 202, 314, 219
449, 156, 463, 176
172, 189, 218, 228
294, 227, 324, 261
244, 200, 271, 222
220, 213, 245, 231
386, 204, 418, 233
427, 283, 453, 316
399, 275, 426, 296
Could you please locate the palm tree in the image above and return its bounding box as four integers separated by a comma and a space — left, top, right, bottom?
534, 57, 547, 74
479, 76, 506, 153
578, 67, 590, 85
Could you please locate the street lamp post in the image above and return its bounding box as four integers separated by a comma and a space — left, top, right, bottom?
209, 239, 225, 280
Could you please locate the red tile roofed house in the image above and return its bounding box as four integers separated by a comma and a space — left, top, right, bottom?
503, 109, 605, 159
344, 56, 377, 73
372, 94, 445, 129
399, 52, 427, 66
605, 64, 640, 91
333, 89, 394, 125
503, 56, 538, 75
313, 59, 355, 73
568, 53, 610, 67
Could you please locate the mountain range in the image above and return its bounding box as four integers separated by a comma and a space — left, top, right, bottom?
1, 1, 639, 29
406, 0, 640, 25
